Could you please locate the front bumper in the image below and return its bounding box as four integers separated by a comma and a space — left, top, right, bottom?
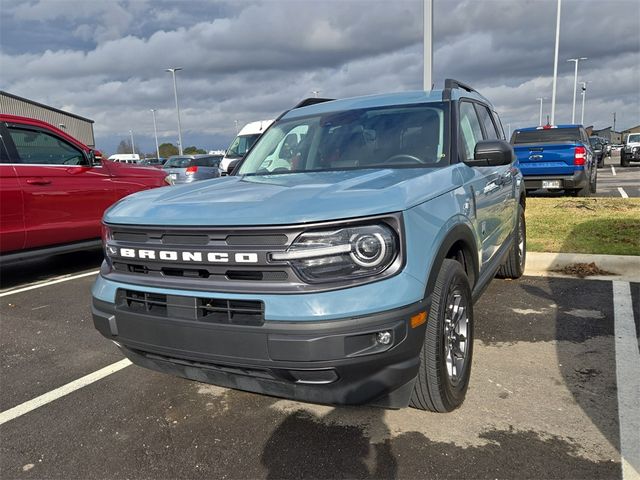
93, 294, 430, 408
523, 169, 587, 190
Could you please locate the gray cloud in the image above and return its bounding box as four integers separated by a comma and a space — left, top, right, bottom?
0, 0, 638, 154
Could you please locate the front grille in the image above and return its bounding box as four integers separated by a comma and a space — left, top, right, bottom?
118, 289, 264, 326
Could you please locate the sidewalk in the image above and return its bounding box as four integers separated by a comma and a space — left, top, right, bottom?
526, 252, 640, 282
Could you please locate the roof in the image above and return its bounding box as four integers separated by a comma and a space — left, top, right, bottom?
0, 90, 94, 123
282, 87, 493, 120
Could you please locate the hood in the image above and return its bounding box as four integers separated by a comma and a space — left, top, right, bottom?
104, 167, 462, 226
103, 160, 166, 178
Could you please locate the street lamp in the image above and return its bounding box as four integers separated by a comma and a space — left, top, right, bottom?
311, 90, 321, 98
580, 81, 590, 125
550, 0, 562, 125
129, 129, 135, 155
150, 109, 160, 159
423, 0, 433, 90
536, 97, 545, 126
567, 57, 587, 123
165, 67, 184, 155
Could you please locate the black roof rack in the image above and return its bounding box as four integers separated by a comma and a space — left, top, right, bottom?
292, 97, 335, 109
444, 78, 477, 93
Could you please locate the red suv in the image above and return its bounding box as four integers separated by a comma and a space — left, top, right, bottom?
0, 114, 170, 263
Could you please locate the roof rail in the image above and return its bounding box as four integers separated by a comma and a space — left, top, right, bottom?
292, 97, 335, 109
444, 78, 476, 93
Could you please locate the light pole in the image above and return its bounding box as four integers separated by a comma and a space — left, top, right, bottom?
567, 57, 587, 123
165, 67, 184, 155
612, 112, 616, 132
129, 129, 135, 155
550, 0, 562, 125
536, 97, 545, 126
423, 0, 433, 91
580, 81, 589, 125
150, 109, 160, 159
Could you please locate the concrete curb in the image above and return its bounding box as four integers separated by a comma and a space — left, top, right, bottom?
525, 252, 640, 282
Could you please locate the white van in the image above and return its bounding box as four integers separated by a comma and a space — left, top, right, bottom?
108, 154, 141, 164
221, 119, 274, 172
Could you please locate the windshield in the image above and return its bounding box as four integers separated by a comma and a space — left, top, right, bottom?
163, 157, 192, 168
589, 137, 602, 147
238, 103, 449, 176
226, 134, 261, 159
628, 134, 640, 143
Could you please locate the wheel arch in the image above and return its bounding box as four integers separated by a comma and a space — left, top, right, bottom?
424, 223, 479, 297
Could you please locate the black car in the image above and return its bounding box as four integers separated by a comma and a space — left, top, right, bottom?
589, 136, 607, 168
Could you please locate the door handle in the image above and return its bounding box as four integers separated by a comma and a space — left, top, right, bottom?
26, 178, 52, 185
483, 182, 499, 194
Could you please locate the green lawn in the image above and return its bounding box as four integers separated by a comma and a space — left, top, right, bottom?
526, 197, 640, 256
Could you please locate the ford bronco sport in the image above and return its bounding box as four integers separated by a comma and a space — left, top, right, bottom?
93, 79, 526, 412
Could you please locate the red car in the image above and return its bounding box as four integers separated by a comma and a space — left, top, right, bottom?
0, 114, 170, 263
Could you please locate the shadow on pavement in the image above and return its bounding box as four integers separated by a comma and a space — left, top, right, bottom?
0, 248, 103, 290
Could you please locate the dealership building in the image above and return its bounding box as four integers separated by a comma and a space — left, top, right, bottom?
0, 91, 95, 147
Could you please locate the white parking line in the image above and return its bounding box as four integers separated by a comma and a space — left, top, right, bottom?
611, 165, 617, 176
618, 187, 629, 199
0, 359, 131, 426
612, 281, 640, 480
0, 270, 100, 298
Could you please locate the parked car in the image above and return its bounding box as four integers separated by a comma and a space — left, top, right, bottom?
589, 136, 607, 168
93, 79, 526, 413
511, 124, 597, 196
220, 119, 274, 173
139, 158, 166, 168
620, 133, 640, 167
108, 154, 141, 164
0, 114, 171, 264
162, 154, 224, 184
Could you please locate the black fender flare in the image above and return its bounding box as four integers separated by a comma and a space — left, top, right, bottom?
424, 223, 479, 298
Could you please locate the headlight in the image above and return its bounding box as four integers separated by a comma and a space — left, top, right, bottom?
101, 224, 115, 263
271, 224, 399, 283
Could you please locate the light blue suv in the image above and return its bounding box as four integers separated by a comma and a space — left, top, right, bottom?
93, 79, 526, 412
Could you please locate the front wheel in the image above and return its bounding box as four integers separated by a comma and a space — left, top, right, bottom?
621, 152, 630, 167
410, 259, 474, 412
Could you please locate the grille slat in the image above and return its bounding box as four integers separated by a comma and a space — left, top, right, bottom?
117, 290, 264, 326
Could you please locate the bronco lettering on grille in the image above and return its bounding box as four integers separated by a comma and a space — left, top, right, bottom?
118, 248, 258, 263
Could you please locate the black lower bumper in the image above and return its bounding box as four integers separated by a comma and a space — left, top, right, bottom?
523, 170, 588, 190
92, 295, 430, 409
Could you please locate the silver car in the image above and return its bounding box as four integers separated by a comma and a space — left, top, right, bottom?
163, 154, 224, 184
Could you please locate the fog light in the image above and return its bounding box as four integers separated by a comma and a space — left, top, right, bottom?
376, 331, 392, 345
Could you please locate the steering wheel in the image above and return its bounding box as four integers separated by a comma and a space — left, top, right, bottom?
384, 154, 425, 165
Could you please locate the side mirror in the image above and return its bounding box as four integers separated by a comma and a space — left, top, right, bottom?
466, 140, 514, 167
227, 158, 241, 175
88, 149, 102, 166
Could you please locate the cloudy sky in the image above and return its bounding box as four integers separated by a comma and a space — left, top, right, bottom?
1, 0, 638, 155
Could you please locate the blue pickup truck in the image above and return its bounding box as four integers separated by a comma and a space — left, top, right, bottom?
511, 125, 597, 196
93, 80, 526, 412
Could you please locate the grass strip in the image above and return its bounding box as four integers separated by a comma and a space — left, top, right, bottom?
526, 197, 640, 256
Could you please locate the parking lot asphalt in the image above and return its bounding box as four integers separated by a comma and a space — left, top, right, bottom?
1, 255, 638, 479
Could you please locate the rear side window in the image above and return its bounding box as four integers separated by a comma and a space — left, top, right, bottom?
512, 128, 582, 144
7, 127, 85, 165
476, 105, 499, 140
459, 102, 484, 161
193, 157, 221, 167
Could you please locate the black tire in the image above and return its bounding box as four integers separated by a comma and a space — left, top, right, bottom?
590, 166, 598, 194
496, 204, 526, 279
621, 152, 630, 167
570, 184, 590, 197
597, 157, 604, 168
410, 259, 474, 412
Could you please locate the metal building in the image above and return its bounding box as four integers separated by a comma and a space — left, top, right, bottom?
0, 91, 95, 147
